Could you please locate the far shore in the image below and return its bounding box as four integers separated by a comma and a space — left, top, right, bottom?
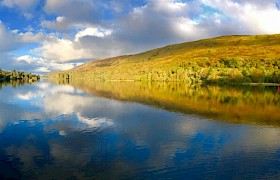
43, 76, 280, 87
239, 83, 280, 86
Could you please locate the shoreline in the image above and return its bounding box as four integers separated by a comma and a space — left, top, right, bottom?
240, 83, 280, 86
44, 77, 280, 87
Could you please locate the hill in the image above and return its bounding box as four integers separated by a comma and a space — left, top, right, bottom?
48, 34, 280, 84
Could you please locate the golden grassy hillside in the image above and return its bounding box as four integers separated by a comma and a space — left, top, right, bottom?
48, 34, 280, 84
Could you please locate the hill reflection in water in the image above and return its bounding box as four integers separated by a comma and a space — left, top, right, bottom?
54, 79, 280, 126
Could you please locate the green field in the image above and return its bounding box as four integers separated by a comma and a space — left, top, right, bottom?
47, 34, 280, 84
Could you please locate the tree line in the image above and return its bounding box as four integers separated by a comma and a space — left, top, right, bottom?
53, 57, 280, 85
0, 68, 40, 82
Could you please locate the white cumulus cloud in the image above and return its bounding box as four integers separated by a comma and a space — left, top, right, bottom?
0, 22, 21, 52
75, 27, 112, 41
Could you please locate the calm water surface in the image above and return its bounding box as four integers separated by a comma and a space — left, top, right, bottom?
0, 80, 280, 179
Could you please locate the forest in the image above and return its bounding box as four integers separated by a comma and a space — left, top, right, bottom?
0, 68, 40, 82
54, 57, 280, 84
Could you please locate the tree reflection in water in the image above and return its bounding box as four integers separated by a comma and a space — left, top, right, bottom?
53, 79, 280, 127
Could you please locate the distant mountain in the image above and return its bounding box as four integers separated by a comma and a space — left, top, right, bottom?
47, 34, 280, 84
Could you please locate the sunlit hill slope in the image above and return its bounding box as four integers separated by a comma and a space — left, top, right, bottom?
48, 34, 280, 84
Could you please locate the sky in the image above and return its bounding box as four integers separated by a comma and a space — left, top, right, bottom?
1, 0, 280, 73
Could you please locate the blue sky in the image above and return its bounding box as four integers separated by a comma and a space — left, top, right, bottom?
1, 0, 280, 73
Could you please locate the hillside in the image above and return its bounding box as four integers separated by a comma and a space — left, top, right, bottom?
48, 34, 280, 84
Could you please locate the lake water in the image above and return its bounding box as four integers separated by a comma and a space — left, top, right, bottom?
0, 80, 280, 179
